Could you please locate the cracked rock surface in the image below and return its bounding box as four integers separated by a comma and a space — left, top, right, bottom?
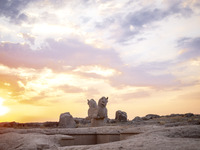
0, 125, 200, 150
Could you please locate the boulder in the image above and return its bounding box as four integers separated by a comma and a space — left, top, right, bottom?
132, 116, 143, 122
145, 114, 160, 120
107, 118, 116, 124
43, 122, 58, 128
58, 112, 76, 128
74, 118, 90, 125
185, 113, 194, 117
169, 114, 184, 117
115, 110, 127, 122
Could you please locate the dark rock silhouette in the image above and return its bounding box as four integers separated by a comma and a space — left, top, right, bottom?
115, 110, 127, 122
145, 114, 160, 119
132, 116, 143, 122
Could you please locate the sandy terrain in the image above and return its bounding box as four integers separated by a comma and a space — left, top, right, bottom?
0, 114, 200, 150
0, 125, 200, 150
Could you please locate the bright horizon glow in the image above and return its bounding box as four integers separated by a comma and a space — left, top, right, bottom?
0, 97, 9, 116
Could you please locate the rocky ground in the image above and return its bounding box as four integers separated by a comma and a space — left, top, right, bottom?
0, 113, 200, 150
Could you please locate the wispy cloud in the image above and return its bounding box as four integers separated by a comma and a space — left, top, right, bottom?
119, 90, 151, 100
0, 38, 122, 70
0, 0, 33, 24
0, 0, 200, 121
177, 37, 200, 60
116, 0, 194, 43
109, 65, 179, 89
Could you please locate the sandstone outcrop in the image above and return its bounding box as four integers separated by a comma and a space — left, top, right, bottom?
132, 116, 143, 122
185, 113, 194, 117
115, 110, 127, 122
58, 112, 76, 128
145, 114, 160, 120
1, 125, 200, 150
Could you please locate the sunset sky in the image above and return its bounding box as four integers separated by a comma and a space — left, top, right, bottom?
0, 0, 200, 122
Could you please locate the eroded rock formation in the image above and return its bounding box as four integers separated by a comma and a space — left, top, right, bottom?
58, 112, 76, 128
115, 110, 127, 122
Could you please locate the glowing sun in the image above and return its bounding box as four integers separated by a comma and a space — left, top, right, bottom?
0, 97, 9, 116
